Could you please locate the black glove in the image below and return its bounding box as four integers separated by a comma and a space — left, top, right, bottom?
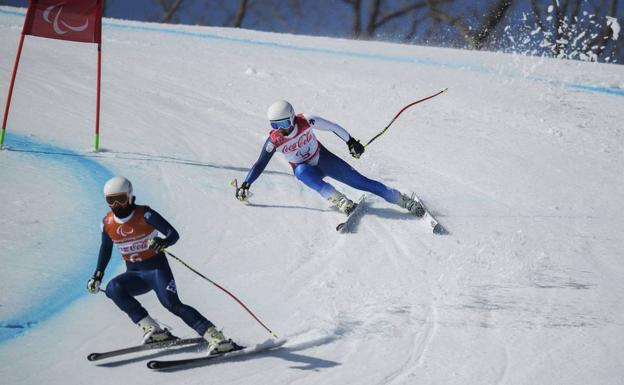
148, 237, 168, 252
87, 271, 103, 294
347, 137, 365, 159
236, 181, 251, 201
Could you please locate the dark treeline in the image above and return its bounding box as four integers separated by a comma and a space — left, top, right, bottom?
133, 0, 622, 64
13, 0, 623, 63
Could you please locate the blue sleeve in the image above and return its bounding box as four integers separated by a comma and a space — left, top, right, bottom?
144, 206, 179, 247
95, 224, 113, 275
244, 138, 275, 185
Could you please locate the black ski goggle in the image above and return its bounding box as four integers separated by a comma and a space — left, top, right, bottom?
105, 193, 129, 207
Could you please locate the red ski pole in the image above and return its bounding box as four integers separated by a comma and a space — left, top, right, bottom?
364, 87, 448, 148
164, 250, 278, 338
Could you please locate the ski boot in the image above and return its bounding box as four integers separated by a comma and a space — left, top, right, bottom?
398, 193, 425, 217
138, 315, 177, 344
203, 326, 235, 354
328, 191, 356, 215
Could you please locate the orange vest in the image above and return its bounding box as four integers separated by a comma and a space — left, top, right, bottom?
103, 205, 159, 263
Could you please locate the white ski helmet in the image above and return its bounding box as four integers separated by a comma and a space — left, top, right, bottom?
103, 176, 133, 206
267, 100, 295, 130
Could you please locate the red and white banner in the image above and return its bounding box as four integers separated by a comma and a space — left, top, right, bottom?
23, 0, 102, 44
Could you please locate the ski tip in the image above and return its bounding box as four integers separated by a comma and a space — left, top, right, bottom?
433, 223, 448, 235
87, 353, 100, 361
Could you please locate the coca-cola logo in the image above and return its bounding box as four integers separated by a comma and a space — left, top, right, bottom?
119, 239, 149, 256
282, 130, 313, 153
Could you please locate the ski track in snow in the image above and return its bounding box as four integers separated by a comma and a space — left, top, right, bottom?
361, 206, 441, 384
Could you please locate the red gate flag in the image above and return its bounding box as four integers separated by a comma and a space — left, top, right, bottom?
2, 0, 104, 151
23, 0, 102, 44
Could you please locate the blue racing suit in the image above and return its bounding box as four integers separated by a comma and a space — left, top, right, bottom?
244, 114, 401, 204
95, 206, 212, 335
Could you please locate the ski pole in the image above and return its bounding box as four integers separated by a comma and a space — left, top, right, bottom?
364, 87, 448, 148
164, 249, 278, 338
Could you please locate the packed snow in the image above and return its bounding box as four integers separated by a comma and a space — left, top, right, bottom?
1, 6, 623, 385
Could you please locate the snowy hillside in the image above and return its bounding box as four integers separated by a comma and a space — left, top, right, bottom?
1, 5, 623, 384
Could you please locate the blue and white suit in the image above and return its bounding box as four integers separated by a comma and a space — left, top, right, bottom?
244, 114, 401, 204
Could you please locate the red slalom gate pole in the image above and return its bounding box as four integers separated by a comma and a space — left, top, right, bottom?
364, 87, 448, 148
1, 32, 27, 149
94, 43, 102, 152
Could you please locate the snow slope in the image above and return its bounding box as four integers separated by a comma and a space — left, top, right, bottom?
1, 6, 623, 384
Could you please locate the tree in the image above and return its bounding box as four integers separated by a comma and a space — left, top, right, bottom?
428, 0, 515, 49
342, 0, 363, 36
342, 0, 431, 39
529, 0, 621, 62
232, 0, 249, 27
156, 0, 184, 23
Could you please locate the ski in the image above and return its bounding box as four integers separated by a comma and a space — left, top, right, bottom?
87, 337, 206, 361
336, 194, 366, 232
414, 194, 447, 235
147, 338, 287, 370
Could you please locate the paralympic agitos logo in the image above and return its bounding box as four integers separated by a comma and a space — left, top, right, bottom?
43, 3, 90, 35
116, 225, 135, 237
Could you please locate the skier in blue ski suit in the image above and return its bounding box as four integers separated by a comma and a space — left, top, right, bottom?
235, 100, 424, 217
86, 176, 235, 353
